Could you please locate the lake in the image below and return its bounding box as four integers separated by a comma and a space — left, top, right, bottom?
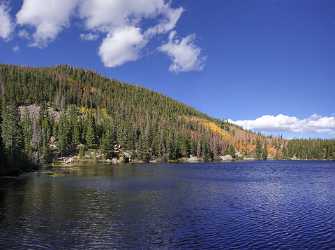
1, 161, 335, 249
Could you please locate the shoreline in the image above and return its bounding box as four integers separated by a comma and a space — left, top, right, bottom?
51, 158, 335, 168
1, 159, 334, 178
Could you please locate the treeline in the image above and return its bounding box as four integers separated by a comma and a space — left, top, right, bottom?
0, 103, 37, 175
0, 64, 334, 175
0, 64, 231, 174
283, 139, 335, 160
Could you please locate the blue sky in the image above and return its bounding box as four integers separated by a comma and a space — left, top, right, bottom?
0, 0, 334, 138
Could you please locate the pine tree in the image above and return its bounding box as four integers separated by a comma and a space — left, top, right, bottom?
79, 144, 86, 159
183, 138, 192, 158
21, 113, 33, 156
256, 140, 262, 160
0, 100, 5, 171
69, 106, 81, 145
101, 124, 113, 157
1, 103, 24, 171
1, 104, 23, 157
41, 110, 52, 162
203, 142, 211, 162
85, 115, 96, 148
262, 142, 268, 160
0, 119, 6, 172
57, 112, 70, 156
225, 145, 236, 158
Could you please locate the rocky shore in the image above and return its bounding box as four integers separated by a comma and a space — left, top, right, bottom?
52, 149, 254, 167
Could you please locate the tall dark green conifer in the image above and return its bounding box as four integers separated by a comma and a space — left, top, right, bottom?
1, 103, 24, 171
85, 114, 96, 148
21, 113, 33, 156
101, 123, 113, 156
40, 109, 52, 162
256, 140, 262, 160
57, 112, 70, 155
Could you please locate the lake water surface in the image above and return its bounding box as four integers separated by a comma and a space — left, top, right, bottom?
1, 161, 335, 249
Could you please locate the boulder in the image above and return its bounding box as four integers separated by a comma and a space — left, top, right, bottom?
64, 157, 74, 164
235, 151, 243, 158
220, 155, 233, 161
187, 155, 201, 163
123, 151, 132, 163
243, 157, 256, 161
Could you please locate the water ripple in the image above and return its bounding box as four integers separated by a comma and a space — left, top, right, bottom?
1, 161, 335, 249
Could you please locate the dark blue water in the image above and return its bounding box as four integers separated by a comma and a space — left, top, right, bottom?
1, 161, 335, 249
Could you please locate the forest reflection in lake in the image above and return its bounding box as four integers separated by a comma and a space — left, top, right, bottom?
1, 161, 335, 249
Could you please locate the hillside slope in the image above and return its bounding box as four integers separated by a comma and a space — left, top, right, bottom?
0, 64, 333, 174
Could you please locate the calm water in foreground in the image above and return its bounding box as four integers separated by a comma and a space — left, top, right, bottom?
1, 161, 335, 249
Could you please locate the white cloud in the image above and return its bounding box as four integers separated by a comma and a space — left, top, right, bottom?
16, 0, 79, 47
79, 0, 169, 32
230, 114, 335, 135
144, 6, 183, 37
79, 0, 184, 67
12, 45, 20, 52
0, 3, 14, 40
13, 0, 204, 71
99, 26, 146, 67
159, 31, 205, 73
18, 29, 30, 39
80, 32, 98, 41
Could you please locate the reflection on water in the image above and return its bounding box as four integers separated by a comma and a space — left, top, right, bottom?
1, 161, 335, 249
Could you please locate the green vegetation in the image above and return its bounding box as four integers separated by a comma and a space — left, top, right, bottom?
255, 140, 268, 160
284, 139, 335, 160
0, 64, 229, 174
0, 64, 334, 175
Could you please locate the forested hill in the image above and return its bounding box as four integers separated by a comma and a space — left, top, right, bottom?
0, 64, 334, 175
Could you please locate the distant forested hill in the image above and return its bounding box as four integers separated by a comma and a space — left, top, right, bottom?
0, 64, 334, 175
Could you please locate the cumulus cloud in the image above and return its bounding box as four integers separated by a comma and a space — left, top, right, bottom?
79, 0, 184, 68
99, 26, 146, 67
230, 114, 335, 135
79, 0, 168, 32
159, 31, 205, 73
16, 0, 79, 47
80, 32, 98, 41
12, 0, 204, 71
0, 3, 14, 40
